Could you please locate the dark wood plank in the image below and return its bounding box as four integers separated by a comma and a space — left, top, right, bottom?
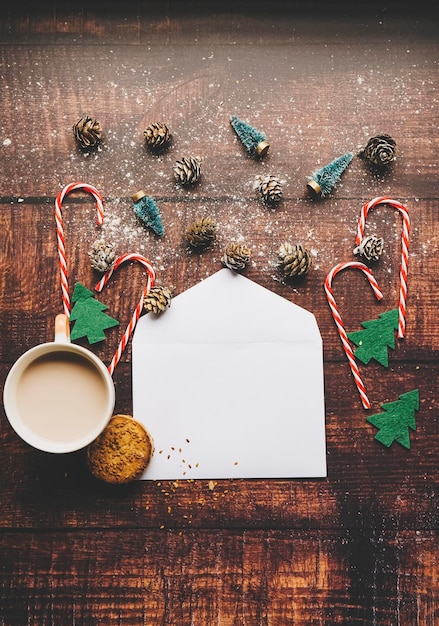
0, 35, 437, 197
1, 2, 437, 44
0, 530, 437, 625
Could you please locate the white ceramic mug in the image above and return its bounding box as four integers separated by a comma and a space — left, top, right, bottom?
3, 314, 115, 453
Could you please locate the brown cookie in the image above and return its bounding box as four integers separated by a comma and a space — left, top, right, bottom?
86, 414, 154, 484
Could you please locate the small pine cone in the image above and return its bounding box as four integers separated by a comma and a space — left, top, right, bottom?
185, 217, 216, 250
143, 285, 173, 314
255, 174, 282, 205
144, 122, 171, 151
353, 234, 384, 262
360, 134, 396, 167
88, 239, 116, 273
72, 116, 102, 150
277, 243, 312, 278
174, 156, 201, 186
222, 242, 251, 271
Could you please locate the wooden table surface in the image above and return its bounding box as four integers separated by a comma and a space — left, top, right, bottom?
0, 2, 437, 624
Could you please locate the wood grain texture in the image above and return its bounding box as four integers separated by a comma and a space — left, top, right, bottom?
0, 3, 437, 625
0, 530, 437, 625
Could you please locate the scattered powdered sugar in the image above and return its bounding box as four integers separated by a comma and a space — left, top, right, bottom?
1, 39, 436, 309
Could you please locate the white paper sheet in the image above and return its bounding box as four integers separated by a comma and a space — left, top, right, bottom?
132, 269, 327, 479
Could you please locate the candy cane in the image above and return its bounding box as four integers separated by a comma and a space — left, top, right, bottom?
325, 261, 383, 409
95, 252, 155, 376
356, 196, 410, 339
55, 182, 105, 316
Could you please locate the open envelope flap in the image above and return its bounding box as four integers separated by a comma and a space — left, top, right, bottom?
132, 269, 327, 479
135, 268, 321, 344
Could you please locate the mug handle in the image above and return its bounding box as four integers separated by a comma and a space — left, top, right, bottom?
54, 314, 71, 344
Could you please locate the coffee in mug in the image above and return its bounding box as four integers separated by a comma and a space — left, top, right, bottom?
3, 314, 115, 453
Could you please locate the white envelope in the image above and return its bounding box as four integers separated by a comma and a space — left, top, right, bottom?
132, 269, 327, 479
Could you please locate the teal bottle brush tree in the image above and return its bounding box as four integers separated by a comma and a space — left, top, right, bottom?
132, 190, 165, 237
230, 115, 270, 158
307, 152, 353, 198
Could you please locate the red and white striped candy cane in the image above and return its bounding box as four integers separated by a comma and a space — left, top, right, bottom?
55, 182, 105, 316
356, 196, 410, 339
325, 261, 383, 409
95, 252, 155, 376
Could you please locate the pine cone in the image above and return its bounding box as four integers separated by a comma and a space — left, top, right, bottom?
360, 134, 396, 167
222, 242, 251, 271
88, 239, 116, 273
174, 156, 201, 186
277, 243, 312, 278
185, 217, 216, 250
143, 285, 173, 314
353, 234, 384, 262
255, 174, 282, 205
72, 116, 102, 150
144, 122, 171, 151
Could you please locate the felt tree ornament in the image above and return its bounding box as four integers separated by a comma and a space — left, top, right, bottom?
132, 191, 165, 237
70, 282, 119, 344
347, 308, 399, 367
367, 389, 419, 449
230, 115, 269, 158
307, 152, 353, 198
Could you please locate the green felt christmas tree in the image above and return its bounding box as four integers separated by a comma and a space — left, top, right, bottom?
132, 191, 165, 237
230, 115, 269, 158
307, 152, 353, 197
347, 308, 399, 367
70, 282, 119, 345
367, 389, 419, 449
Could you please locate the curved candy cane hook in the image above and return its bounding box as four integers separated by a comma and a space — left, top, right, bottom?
325, 261, 383, 409
55, 182, 105, 316
96, 252, 155, 376
356, 196, 410, 339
